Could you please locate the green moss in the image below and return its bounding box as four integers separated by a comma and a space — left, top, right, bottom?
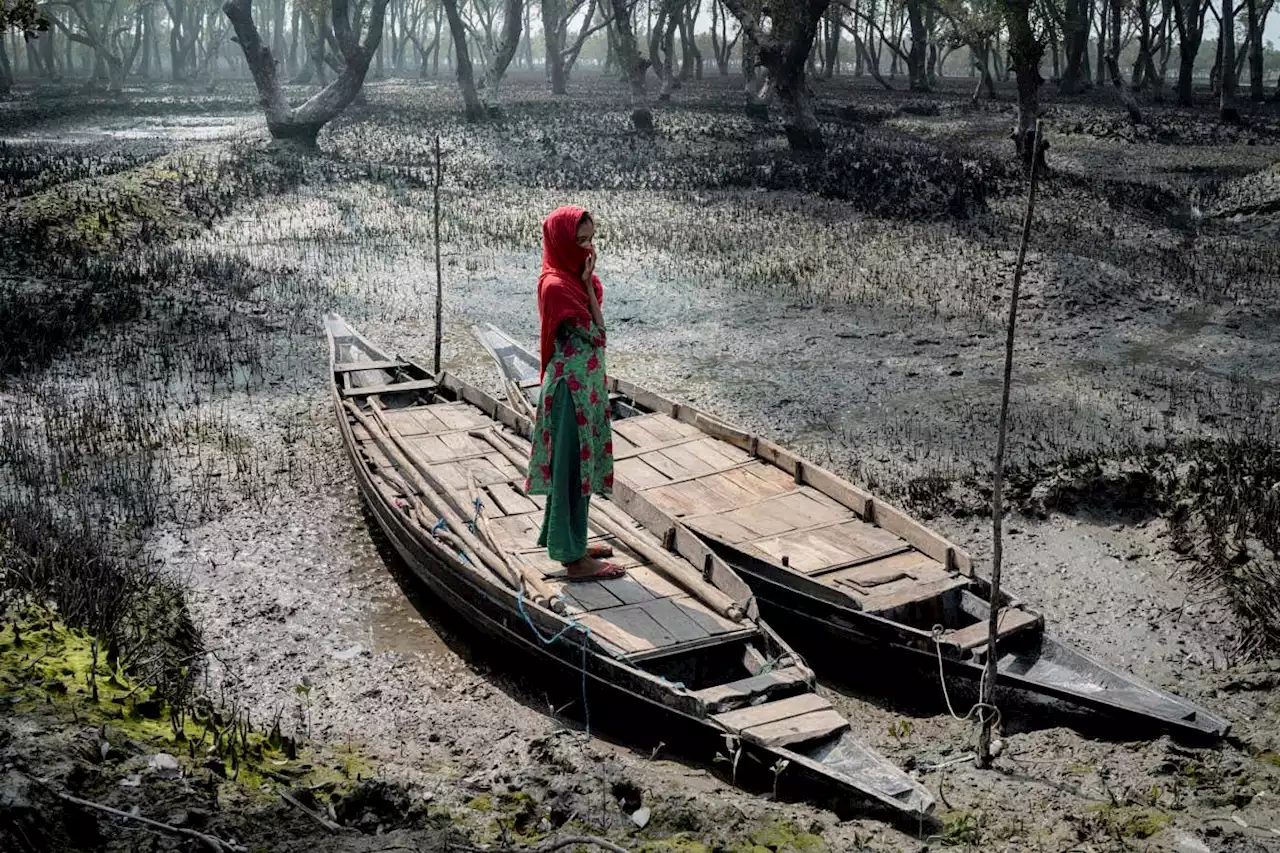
466, 794, 493, 812
745, 820, 825, 852
938, 810, 984, 847
1259, 751, 1280, 768
1088, 805, 1171, 839
637, 834, 712, 853
0, 604, 376, 807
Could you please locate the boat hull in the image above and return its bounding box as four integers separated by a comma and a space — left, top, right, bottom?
470, 323, 1231, 740
327, 319, 936, 818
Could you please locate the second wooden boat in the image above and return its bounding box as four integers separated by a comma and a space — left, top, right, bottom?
472, 322, 1231, 739
324, 314, 935, 819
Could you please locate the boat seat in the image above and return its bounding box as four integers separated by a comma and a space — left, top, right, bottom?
342, 378, 438, 397
941, 607, 1042, 651
712, 692, 849, 749
692, 665, 811, 714
857, 575, 969, 615
334, 360, 412, 373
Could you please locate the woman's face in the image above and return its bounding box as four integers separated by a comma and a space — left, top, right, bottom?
576, 218, 596, 253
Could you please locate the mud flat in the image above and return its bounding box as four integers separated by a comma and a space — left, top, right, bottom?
2, 77, 1279, 852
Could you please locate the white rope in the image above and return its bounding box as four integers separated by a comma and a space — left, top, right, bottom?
930, 625, 1001, 735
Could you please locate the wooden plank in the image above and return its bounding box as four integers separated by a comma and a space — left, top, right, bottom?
614, 434, 703, 461
575, 612, 652, 653
488, 512, 541, 549
763, 491, 850, 529
430, 403, 489, 431
334, 359, 410, 373
678, 595, 748, 635
595, 605, 677, 650
684, 512, 760, 545
342, 378, 437, 397
693, 667, 811, 713
805, 521, 909, 567
795, 461, 872, 518
859, 575, 969, 614
713, 693, 831, 733
405, 434, 453, 463
650, 478, 743, 517
632, 414, 690, 442
640, 597, 711, 642
653, 444, 719, 479
486, 482, 538, 516
696, 471, 761, 508
719, 465, 794, 499
615, 457, 672, 489
563, 581, 626, 612
645, 482, 708, 519
638, 449, 695, 481
719, 503, 798, 539
625, 565, 685, 599
683, 436, 752, 467
597, 573, 659, 606
749, 535, 840, 573
611, 418, 666, 449
610, 431, 640, 457
378, 408, 431, 437
942, 608, 1041, 650
739, 709, 849, 749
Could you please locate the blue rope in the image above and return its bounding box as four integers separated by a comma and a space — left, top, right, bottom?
517, 590, 592, 738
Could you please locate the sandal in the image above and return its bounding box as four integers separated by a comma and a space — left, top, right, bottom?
566, 561, 626, 582
586, 542, 614, 558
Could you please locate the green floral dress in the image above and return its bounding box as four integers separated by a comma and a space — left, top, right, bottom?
525, 319, 614, 498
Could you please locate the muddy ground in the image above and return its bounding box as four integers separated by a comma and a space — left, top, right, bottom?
3, 73, 1280, 852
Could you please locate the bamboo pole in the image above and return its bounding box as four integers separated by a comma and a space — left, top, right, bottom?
978, 119, 1045, 769
344, 400, 564, 613
365, 401, 563, 610
470, 427, 745, 623
433, 134, 444, 374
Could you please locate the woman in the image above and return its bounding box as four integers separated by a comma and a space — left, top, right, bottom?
524, 205, 623, 582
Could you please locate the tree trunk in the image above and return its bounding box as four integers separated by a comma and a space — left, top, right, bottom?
543, 0, 567, 93
1005, 0, 1046, 177
1059, 0, 1089, 93
1105, 52, 1143, 121
905, 0, 928, 90
1219, 0, 1238, 120
723, 0, 828, 150
1244, 0, 1265, 100
479, 0, 523, 111
439, 0, 484, 117
0, 38, 12, 95
1171, 0, 1204, 106
223, 0, 390, 148
610, 0, 653, 130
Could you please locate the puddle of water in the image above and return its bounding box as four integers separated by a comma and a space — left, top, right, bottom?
1, 114, 257, 145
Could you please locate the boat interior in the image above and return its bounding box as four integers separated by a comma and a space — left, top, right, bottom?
327, 319, 861, 748
476, 324, 1046, 661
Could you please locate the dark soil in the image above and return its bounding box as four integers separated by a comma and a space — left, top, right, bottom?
3, 72, 1280, 853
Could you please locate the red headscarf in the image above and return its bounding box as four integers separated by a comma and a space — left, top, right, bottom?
537, 205, 603, 378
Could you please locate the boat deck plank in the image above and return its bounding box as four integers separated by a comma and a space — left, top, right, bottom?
356, 400, 750, 660
608, 408, 984, 618
942, 608, 1041, 650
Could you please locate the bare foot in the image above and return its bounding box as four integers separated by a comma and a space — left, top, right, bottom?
564, 555, 625, 581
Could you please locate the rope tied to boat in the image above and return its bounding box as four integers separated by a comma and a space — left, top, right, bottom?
517, 590, 593, 740
469, 495, 484, 535
930, 624, 1001, 744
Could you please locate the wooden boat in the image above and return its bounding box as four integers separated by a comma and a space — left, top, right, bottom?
323, 314, 935, 818
471, 322, 1232, 739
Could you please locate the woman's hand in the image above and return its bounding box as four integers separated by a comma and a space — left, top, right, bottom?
582, 249, 596, 283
